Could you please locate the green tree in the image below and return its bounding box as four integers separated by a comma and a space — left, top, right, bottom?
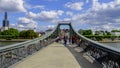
111, 30, 120, 32
83, 29, 93, 35
19, 30, 27, 38
105, 31, 111, 35
26, 30, 35, 39
78, 29, 83, 35
95, 31, 99, 35
19, 30, 38, 39
78, 29, 93, 35
1, 28, 19, 39
34, 32, 39, 38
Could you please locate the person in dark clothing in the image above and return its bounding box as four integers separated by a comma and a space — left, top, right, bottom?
72, 36, 74, 44
72, 36, 77, 44
64, 36, 67, 46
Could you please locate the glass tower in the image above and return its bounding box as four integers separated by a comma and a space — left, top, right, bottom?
3, 12, 9, 27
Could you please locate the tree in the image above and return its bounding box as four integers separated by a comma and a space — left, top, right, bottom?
26, 30, 35, 39
105, 31, 111, 35
95, 31, 99, 35
0, 31, 1, 35
111, 30, 120, 32
19, 30, 38, 39
100, 31, 105, 35
83, 29, 93, 35
19, 30, 27, 38
78, 29, 83, 35
34, 32, 39, 38
1, 28, 19, 39
78, 29, 93, 35
94, 30, 106, 36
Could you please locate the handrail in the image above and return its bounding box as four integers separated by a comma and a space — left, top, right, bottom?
0, 27, 57, 68
0, 23, 59, 52
70, 23, 120, 55
0, 38, 38, 52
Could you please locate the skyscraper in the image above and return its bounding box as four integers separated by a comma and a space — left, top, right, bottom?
1, 12, 9, 31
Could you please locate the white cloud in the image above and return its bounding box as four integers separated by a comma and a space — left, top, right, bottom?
63, 18, 71, 21
33, 5, 45, 9
26, 12, 37, 19
10, 23, 17, 28
17, 17, 37, 30
65, 0, 120, 31
18, 17, 36, 24
27, 10, 64, 22
57, 10, 64, 16
35, 25, 55, 31
91, 0, 120, 11
47, 25, 55, 29
66, 11, 73, 16
18, 25, 24, 28
0, 0, 26, 12
65, 2, 84, 11
16, 10, 64, 31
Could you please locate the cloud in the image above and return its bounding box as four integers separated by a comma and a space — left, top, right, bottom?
15, 10, 64, 31
10, 23, 17, 28
0, 0, 26, 12
92, 0, 120, 11
18, 17, 36, 24
66, 11, 73, 16
35, 25, 55, 31
65, 2, 84, 11
47, 25, 55, 29
26, 10, 64, 22
17, 17, 37, 30
90, 23, 120, 31
63, 18, 71, 21
64, 0, 120, 31
18, 25, 24, 28
33, 5, 45, 9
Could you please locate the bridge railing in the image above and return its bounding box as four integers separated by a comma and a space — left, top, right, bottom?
70, 23, 120, 67
0, 33, 56, 68
70, 23, 120, 54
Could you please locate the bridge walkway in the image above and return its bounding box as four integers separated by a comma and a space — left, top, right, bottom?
10, 42, 81, 68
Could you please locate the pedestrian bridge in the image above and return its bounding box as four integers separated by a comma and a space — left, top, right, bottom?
0, 21, 120, 68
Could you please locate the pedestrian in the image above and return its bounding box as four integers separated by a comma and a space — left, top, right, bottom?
64, 35, 67, 46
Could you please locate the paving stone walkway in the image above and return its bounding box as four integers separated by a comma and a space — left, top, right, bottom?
11, 42, 81, 68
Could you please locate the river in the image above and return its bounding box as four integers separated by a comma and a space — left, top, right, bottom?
0, 42, 20, 47
101, 42, 120, 49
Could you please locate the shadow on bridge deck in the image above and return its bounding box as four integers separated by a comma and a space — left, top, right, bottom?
66, 44, 101, 68
9, 42, 81, 68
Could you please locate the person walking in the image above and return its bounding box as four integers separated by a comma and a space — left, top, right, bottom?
64, 35, 67, 46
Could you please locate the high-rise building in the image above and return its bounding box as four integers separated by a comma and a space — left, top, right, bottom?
1, 12, 9, 31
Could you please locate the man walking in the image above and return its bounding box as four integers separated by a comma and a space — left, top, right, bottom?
64, 35, 67, 46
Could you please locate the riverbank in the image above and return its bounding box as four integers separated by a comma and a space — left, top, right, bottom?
98, 39, 120, 43
0, 39, 31, 42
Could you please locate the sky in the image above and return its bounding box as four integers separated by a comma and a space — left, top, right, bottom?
0, 0, 120, 32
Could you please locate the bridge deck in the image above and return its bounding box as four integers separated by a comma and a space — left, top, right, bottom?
10, 42, 81, 68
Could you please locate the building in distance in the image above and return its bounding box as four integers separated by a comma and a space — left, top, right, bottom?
0, 12, 9, 31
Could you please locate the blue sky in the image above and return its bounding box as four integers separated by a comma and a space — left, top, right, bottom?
0, 0, 120, 32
